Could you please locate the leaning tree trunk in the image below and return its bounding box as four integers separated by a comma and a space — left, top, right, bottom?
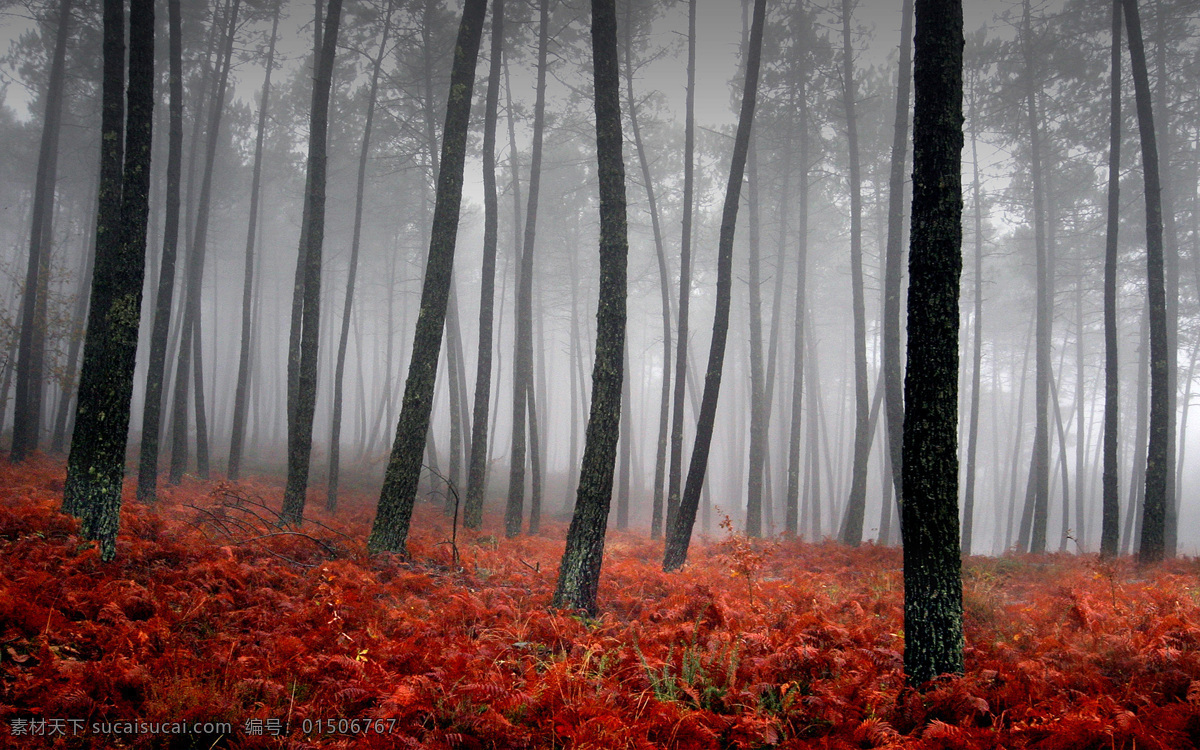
551, 0, 629, 614
136, 0, 182, 502
368, 0, 488, 554
505, 0, 549, 538
228, 0, 282, 483
64, 0, 154, 562
12, 0, 73, 463
883, 0, 914, 513
281, 0, 342, 525
1122, 0, 1169, 564
838, 0, 872, 546
902, 0, 964, 687
327, 0, 394, 509
664, 0, 697, 540
465, 0, 505, 529
663, 0, 766, 573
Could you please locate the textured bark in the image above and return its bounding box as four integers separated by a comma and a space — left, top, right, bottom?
136, 0, 182, 502
64, 0, 154, 561
465, 0, 504, 529
506, 0, 549, 538
282, 0, 342, 524
551, 0, 627, 614
327, 0, 393, 509
883, 0, 914, 516
368, 0, 488, 554
1123, 0, 1169, 564
664, 0, 696, 540
838, 0, 871, 547
903, 0, 963, 686
663, 0, 765, 573
12, 0, 72, 463
229, 0, 282, 483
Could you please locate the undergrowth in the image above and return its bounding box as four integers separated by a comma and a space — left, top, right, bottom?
1, 456, 1200, 748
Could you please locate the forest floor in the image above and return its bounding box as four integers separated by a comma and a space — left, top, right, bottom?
2, 457, 1200, 748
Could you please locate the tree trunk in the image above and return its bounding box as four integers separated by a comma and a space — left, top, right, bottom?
785, 12, 809, 539
1123, 0, 1169, 563
12, 0, 73, 462
465, 0, 505, 529
663, 0, 765, 573
326, 0, 393, 508
368, 0, 488, 554
551, 0, 629, 614
838, 0, 871, 547
902, 0, 963, 686
282, 0, 342, 524
746, 132, 765, 537
229, 0, 282, 483
506, 0, 550, 538
64, 0, 154, 562
665, 0, 697, 540
962, 68, 983, 557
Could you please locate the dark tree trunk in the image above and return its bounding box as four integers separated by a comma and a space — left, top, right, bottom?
136, 0, 182, 501
551, 0, 628, 614
282, 0, 343, 524
838, 0, 871, 547
326, 0, 393, 509
883, 0, 915, 517
1122, 0, 1169, 564
902, 0, 963, 686
506, 0, 549, 538
785, 12, 810, 539
64, 0, 154, 562
13, 0, 73, 462
465, 0, 505, 529
229, 0, 282, 483
663, 0, 765, 573
368, 0, 488, 554
664, 0, 696, 540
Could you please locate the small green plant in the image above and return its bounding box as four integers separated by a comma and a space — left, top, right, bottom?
634, 611, 739, 712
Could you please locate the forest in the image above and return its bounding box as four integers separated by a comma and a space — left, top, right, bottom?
2, 0, 1200, 746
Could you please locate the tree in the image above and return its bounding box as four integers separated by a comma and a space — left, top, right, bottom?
551, 0, 628, 614
368, 0, 488, 554
136, 0, 182, 503
229, 0, 283, 483
506, 0, 550, 538
902, 0, 964, 686
63, 0, 154, 561
837, 0, 872, 547
1100, 0, 1122, 559
280, 0, 343, 525
1123, 0, 1169, 564
327, 0, 396, 509
961, 28, 984, 557
662, 0, 766, 573
465, 0, 505, 530
11, 0, 73, 463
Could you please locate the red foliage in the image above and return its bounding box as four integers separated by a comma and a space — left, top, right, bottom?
2, 457, 1200, 748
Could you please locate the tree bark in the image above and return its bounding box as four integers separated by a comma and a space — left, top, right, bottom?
368, 0, 488, 554
64, 0, 154, 562
663, 0, 766, 573
902, 0, 963, 686
282, 0, 343, 524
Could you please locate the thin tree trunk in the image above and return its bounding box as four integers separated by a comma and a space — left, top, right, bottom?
746, 131, 765, 537
552, 0, 628, 614
282, 0, 343, 524
368, 0, 488, 553
962, 69, 983, 556
663, 0, 765, 572
326, 0, 393, 508
229, 0, 282, 482
785, 13, 809, 539
465, 0, 505, 529
838, 0, 871, 546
